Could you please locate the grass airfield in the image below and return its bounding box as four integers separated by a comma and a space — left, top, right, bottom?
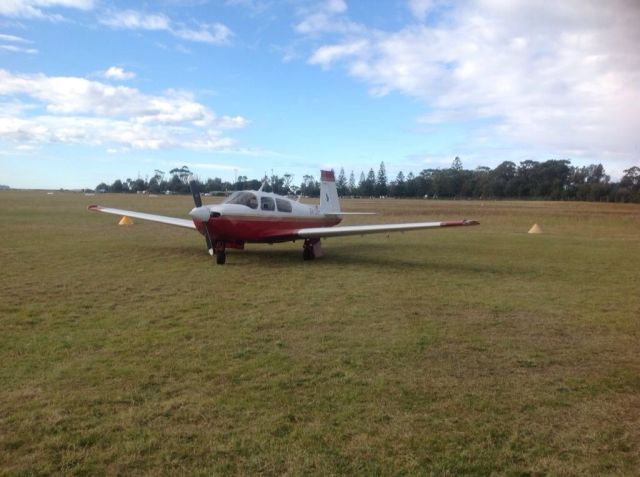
1, 190, 639, 475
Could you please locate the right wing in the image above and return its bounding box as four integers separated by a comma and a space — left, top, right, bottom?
298, 219, 479, 239
88, 205, 196, 229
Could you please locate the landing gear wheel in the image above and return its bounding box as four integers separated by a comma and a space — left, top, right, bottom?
216, 250, 226, 265
302, 246, 315, 261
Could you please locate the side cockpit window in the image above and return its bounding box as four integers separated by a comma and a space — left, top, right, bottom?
261, 197, 275, 211
226, 191, 258, 209
276, 198, 292, 213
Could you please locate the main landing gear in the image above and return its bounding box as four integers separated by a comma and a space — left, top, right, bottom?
302, 238, 322, 261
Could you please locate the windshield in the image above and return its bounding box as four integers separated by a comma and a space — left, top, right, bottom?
225, 191, 258, 209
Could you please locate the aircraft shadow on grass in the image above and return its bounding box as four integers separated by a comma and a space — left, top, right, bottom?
153, 241, 507, 275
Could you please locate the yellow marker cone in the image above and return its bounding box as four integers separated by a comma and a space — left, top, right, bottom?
119, 216, 133, 225
528, 223, 543, 234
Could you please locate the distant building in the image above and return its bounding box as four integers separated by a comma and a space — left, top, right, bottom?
0, 185, 9, 190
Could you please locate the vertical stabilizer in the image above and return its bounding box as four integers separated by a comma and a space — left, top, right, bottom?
319, 170, 341, 214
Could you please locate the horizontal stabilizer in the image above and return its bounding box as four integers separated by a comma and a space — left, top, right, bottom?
325, 212, 377, 216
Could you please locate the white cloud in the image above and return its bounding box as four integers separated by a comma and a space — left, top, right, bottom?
0, 33, 30, 42
294, 0, 362, 35
173, 23, 233, 45
325, 0, 347, 14
0, 0, 93, 19
0, 69, 248, 151
0, 33, 37, 53
0, 44, 38, 54
406, 0, 434, 21
99, 10, 170, 30
302, 0, 640, 170
100, 9, 233, 45
308, 40, 368, 68
103, 66, 136, 81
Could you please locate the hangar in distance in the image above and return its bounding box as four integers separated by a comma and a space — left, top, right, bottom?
88, 170, 479, 264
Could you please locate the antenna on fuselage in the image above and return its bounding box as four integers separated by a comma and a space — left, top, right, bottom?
258, 175, 268, 192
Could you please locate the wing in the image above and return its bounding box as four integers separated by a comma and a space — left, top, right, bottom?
88, 205, 196, 229
298, 219, 478, 239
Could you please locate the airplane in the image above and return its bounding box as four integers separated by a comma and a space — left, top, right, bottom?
88, 170, 479, 264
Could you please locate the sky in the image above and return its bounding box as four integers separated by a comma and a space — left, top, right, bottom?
0, 0, 639, 189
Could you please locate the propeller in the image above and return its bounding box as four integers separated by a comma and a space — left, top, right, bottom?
189, 179, 214, 256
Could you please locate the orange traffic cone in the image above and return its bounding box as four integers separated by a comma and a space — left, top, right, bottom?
528, 223, 543, 234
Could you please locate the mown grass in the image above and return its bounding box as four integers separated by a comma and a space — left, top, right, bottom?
1, 191, 639, 475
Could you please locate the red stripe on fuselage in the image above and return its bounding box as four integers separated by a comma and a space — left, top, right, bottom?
195, 215, 342, 243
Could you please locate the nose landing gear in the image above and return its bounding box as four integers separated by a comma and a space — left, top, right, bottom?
214, 241, 226, 265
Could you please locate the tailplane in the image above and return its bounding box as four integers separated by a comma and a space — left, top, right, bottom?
319, 170, 340, 214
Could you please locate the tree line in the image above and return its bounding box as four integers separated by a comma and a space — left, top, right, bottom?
95, 159, 640, 203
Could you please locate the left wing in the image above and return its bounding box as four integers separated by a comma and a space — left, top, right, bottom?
298, 219, 478, 239
88, 205, 196, 229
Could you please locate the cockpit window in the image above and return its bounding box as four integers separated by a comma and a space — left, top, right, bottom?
225, 191, 258, 209
276, 198, 292, 213
261, 197, 275, 211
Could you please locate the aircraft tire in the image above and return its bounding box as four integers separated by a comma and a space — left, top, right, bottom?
302, 247, 314, 261
216, 251, 226, 265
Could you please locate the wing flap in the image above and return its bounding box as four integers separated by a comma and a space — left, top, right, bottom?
298, 219, 478, 238
88, 205, 196, 229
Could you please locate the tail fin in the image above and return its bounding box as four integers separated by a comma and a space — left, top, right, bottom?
319, 170, 340, 214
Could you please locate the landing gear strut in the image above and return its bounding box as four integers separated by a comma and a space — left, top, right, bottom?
214, 241, 226, 265
302, 238, 321, 261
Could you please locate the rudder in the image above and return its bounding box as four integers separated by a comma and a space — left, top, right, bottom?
319, 170, 340, 214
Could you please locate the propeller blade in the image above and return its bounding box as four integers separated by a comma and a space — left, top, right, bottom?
203, 224, 214, 256
188, 206, 215, 255
188, 181, 215, 256
189, 179, 202, 208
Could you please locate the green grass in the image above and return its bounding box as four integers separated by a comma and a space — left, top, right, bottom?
1, 191, 639, 475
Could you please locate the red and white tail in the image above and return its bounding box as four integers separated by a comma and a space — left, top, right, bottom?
319, 170, 340, 214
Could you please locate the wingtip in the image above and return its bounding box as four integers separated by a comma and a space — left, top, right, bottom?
440, 219, 480, 227
87, 204, 98, 211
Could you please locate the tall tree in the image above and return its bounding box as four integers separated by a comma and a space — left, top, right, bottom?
490, 161, 517, 197
393, 171, 406, 197
153, 169, 165, 183
348, 171, 356, 195
301, 174, 319, 197
358, 171, 366, 196
111, 179, 124, 193
96, 182, 109, 193
364, 168, 376, 196
283, 174, 294, 193
169, 165, 192, 185
376, 161, 388, 196
621, 166, 640, 189
337, 168, 348, 196
406, 172, 418, 197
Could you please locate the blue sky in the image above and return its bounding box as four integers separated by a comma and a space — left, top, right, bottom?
1, 0, 638, 189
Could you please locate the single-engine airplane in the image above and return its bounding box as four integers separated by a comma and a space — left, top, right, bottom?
88, 170, 478, 264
